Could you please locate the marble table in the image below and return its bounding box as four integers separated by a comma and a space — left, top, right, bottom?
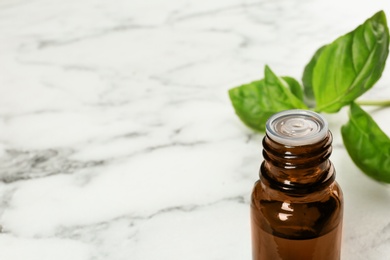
0, 0, 390, 259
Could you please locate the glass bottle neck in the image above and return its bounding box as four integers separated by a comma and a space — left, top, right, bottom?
261, 131, 335, 194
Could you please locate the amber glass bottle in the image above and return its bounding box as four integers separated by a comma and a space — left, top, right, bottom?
251, 110, 343, 260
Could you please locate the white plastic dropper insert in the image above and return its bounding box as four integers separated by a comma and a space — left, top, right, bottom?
265, 109, 328, 146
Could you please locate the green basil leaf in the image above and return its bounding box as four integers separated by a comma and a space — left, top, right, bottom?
302, 45, 326, 106
313, 11, 389, 113
263, 66, 308, 110
228, 79, 270, 131
282, 76, 304, 101
341, 103, 390, 183
228, 66, 307, 131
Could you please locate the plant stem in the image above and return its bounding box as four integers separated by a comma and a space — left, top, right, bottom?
356, 99, 390, 107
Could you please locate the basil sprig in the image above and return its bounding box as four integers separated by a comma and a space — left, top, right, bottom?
229, 11, 390, 183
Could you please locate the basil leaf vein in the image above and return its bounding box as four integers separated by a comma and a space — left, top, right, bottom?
312, 11, 389, 113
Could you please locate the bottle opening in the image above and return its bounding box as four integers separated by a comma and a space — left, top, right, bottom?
265, 110, 328, 146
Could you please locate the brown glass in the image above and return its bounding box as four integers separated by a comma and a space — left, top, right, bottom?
251, 131, 343, 260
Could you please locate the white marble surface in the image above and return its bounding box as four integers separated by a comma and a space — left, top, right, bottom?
0, 0, 390, 259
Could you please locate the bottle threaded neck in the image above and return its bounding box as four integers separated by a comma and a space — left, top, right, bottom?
261, 110, 334, 194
